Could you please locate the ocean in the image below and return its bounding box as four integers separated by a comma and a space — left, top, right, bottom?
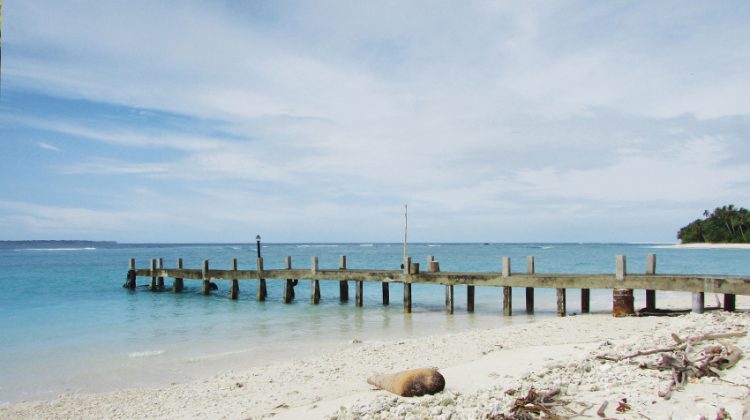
0, 241, 747, 403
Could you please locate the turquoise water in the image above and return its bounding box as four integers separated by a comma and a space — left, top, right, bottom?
0, 242, 748, 403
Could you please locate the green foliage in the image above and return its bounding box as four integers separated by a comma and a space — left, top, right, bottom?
678, 205, 750, 243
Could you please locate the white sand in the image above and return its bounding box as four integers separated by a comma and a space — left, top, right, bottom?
662, 243, 750, 249
2, 296, 749, 419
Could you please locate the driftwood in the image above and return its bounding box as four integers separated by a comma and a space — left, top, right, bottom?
488, 387, 568, 420
596, 400, 608, 417
596, 330, 745, 399
508, 387, 566, 420
367, 368, 445, 397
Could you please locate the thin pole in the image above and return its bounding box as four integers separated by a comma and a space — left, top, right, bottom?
403, 204, 408, 259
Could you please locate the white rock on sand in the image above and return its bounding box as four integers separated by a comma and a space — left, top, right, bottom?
2, 302, 749, 419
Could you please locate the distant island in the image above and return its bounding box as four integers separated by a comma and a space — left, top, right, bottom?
678, 205, 749, 243
0, 240, 117, 250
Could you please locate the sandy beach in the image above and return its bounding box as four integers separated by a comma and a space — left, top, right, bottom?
2, 294, 748, 419
662, 243, 750, 250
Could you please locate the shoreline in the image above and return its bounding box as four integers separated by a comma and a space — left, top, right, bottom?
662, 243, 750, 249
3, 296, 749, 419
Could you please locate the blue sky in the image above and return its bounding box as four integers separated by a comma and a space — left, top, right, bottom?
1, 1, 749, 243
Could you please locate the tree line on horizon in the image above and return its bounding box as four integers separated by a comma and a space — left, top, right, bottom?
677, 205, 750, 243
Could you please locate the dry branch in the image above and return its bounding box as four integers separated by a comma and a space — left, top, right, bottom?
595, 330, 745, 399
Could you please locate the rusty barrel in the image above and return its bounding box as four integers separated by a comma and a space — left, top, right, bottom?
612, 288, 635, 317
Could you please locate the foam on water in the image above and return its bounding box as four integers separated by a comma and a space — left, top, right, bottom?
128, 350, 166, 358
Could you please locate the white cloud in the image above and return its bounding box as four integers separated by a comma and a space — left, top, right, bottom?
3, 1, 750, 241
510, 137, 748, 203
38, 142, 61, 152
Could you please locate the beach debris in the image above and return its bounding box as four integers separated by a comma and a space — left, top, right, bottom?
596, 400, 608, 417
490, 386, 567, 420
596, 330, 746, 399
615, 398, 630, 413
716, 407, 730, 420
367, 368, 445, 397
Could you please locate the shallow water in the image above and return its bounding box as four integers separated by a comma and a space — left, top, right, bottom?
0, 242, 747, 403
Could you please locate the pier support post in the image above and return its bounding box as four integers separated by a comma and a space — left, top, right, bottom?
526, 256, 534, 314
645, 254, 656, 311
692, 292, 705, 314
445, 284, 453, 314
382, 282, 389, 305
229, 258, 239, 300
157, 258, 164, 289
427, 258, 450, 314
403, 283, 412, 313
355, 280, 364, 307
613, 255, 634, 317
724, 294, 736, 312
467, 285, 475, 313
339, 256, 349, 302
502, 256, 512, 316
256, 257, 267, 301
403, 257, 412, 313
557, 288, 566, 317
150, 258, 157, 291
311, 257, 320, 304
173, 258, 184, 292
202, 260, 211, 295
125, 258, 137, 290
284, 256, 294, 303
581, 289, 590, 314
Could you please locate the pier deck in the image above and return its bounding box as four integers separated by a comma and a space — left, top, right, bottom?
125, 254, 749, 316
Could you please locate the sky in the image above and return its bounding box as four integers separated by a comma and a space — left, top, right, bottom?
1, 1, 749, 243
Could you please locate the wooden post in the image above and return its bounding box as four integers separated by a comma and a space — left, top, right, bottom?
229, 258, 239, 300
526, 256, 534, 314
613, 255, 634, 316
692, 292, 705, 314
150, 258, 157, 291
256, 257, 267, 301
157, 258, 165, 289
283, 256, 294, 303
724, 294, 736, 312
429, 261, 440, 272
348, 254, 361, 306
403, 282, 412, 313
557, 288, 566, 317
339, 256, 349, 302
173, 258, 184, 292
580, 252, 590, 314
202, 259, 211, 295
311, 256, 320, 304
467, 285, 475, 313
428, 259, 451, 314
502, 256, 511, 316
645, 253, 656, 311
404, 256, 412, 313
616, 254, 626, 280
355, 280, 363, 307
581, 289, 590, 314
445, 284, 454, 314
125, 258, 137, 290
410, 262, 420, 274
381, 282, 389, 306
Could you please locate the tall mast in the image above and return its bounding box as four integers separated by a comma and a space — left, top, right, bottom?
403, 204, 408, 259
